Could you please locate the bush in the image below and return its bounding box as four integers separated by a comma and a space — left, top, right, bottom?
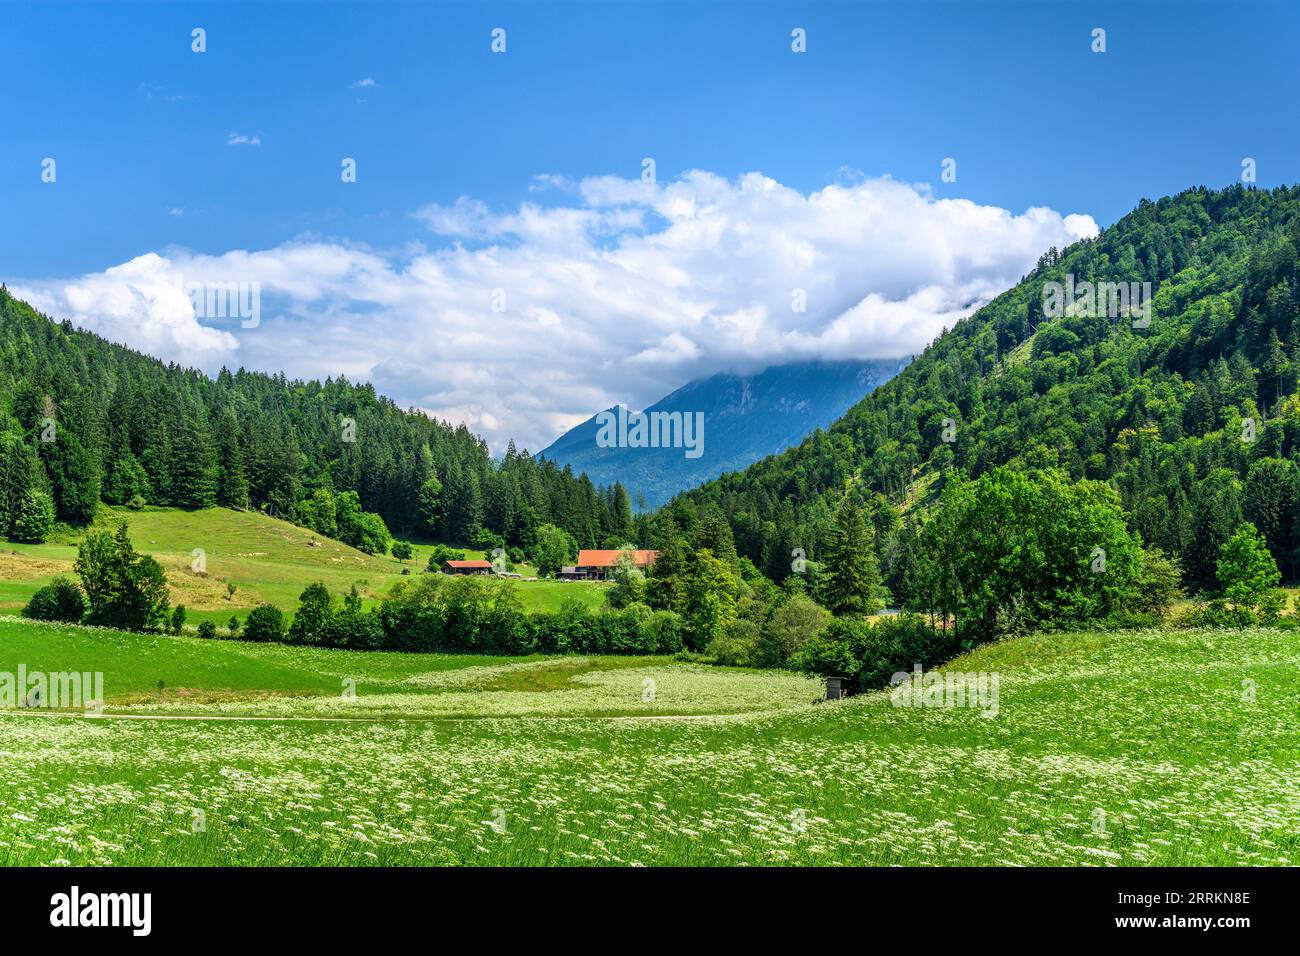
707, 618, 760, 667
391, 541, 414, 562
377, 576, 446, 652
197, 620, 217, 639
325, 607, 384, 650
1129, 548, 1184, 616
754, 593, 831, 668
170, 605, 187, 635
242, 603, 286, 642
22, 577, 86, 623
471, 528, 505, 553
792, 614, 959, 693
644, 609, 685, 654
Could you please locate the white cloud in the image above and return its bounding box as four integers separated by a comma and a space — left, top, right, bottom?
7, 172, 1096, 454
11, 253, 239, 361
351, 77, 377, 89
226, 132, 262, 146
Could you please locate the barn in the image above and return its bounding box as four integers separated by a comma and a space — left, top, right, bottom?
557, 549, 658, 581
443, 559, 494, 575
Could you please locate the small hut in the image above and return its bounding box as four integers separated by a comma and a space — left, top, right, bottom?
825, 675, 854, 700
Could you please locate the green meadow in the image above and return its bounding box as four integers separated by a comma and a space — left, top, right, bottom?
0, 505, 609, 626
0, 617, 1295, 866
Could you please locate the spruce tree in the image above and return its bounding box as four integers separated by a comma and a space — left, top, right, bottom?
820, 496, 882, 616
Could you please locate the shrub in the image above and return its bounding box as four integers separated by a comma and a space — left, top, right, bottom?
391, 540, 414, 562
644, 609, 685, 654
707, 618, 761, 667
22, 577, 86, 623
242, 603, 286, 642
754, 593, 831, 668
1129, 548, 1184, 616
325, 607, 384, 650
792, 614, 958, 693
170, 605, 187, 635
227, 615, 241, 638
471, 528, 505, 553
197, 620, 217, 639
377, 576, 446, 652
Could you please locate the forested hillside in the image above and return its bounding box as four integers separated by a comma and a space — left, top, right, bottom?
665, 185, 1300, 593
0, 288, 633, 551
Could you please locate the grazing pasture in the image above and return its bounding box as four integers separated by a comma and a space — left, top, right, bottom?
0, 506, 608, 624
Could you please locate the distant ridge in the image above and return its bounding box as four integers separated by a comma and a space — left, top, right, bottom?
539, 358, 908, 509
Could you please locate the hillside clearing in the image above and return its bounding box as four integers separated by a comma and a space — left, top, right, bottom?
0, 506, 609, 622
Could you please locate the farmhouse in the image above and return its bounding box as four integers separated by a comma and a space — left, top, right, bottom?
558, 549, 658, 581
443, 559, 494, 575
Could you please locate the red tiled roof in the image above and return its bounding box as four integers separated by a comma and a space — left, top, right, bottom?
575, 549, 658, 568
445, 559, 494, 569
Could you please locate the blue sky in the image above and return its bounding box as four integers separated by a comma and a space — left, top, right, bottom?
1, 0, 1295, 450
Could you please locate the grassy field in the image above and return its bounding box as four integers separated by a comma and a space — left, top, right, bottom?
0, 505, 609, 625
0, 617, 1296, 865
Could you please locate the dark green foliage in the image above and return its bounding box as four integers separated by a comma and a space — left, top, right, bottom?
910, 467, 1142, 643
332, 491, 391, 555
819, 496, 882, 616
22, 577, 86, 623
793, 613, 960, 692
1243, 457, 1299, 578
661, 186, 1300, 602
242, 604, 286, 642
11, 490, 55, 542
391, 540, 413, 562
0, 285, 633, 553
170, 605, 187, 635
288, 582, 333, 645
73, 523, 170, 631
272, 577, 687, 656
197, 620, 217, 639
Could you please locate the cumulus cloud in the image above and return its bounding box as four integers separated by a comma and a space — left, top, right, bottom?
226, 132, 262, 146
7, 172, 1096, 453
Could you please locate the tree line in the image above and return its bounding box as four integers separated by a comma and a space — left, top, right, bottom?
0, 286, 636, 554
